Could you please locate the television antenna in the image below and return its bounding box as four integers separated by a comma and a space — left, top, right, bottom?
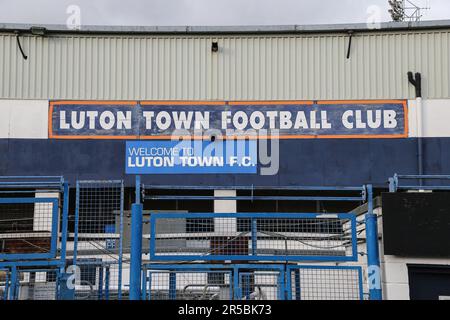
388, 0, 430, 22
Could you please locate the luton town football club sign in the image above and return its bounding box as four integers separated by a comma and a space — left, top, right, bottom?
49, 100, 408, 139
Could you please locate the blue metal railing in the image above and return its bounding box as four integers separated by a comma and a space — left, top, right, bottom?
0, 176, 70, 300
149, 212, 358, 262
143, 184, 365, 191
389, 173, 450, 192
0, 176, 64, 192
142, 184, 367, 202
0, 197, 59, 261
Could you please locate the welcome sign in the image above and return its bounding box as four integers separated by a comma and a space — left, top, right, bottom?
49, 100, 408, 139
125, 140, 257, 174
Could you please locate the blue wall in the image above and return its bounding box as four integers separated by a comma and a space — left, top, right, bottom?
0, 138, 449, 187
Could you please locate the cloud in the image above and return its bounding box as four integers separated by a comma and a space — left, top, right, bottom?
0, 0, 445, 26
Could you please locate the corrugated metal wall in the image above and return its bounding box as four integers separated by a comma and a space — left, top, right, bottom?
0, 30, 449, 100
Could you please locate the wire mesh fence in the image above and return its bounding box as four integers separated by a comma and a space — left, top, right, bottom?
239, 271, 282, 300
0, 177, 369, 300
287, 266, 363, 300
143, 269, 233, 300
142, 265, 289, 300
0, 198, 58, 259
70, 260, 118, 300
13, 268, 59, 300
150, 213, 356, 261
72, 180, 124, 300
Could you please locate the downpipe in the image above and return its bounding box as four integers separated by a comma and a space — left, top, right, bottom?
408, 71, 423, 186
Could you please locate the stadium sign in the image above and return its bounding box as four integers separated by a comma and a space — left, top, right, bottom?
49, 100, 407, 139
125, 140, 257, 174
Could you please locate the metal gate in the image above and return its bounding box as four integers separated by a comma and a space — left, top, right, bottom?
72, 180, 124, 300
140, 263, 364, 301
141, 264, 285, 300
11, 267, 60, 300
149, 212, 357, 262
1, 176, 382, 300
1, 267, 63, 300
286, 265, 363, 300
236, 265, 285, 300
129, 180, 379, 300
142, 265, 233, 300
0, 176, 70, 300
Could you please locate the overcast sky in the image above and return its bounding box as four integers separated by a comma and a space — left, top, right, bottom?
0, 0, 448, 26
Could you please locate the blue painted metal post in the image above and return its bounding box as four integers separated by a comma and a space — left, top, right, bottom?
9, 267, 17, 300
278, 270, 285, 300
55, 181, 70, 301
388, 177, 395, 192
294, 270, 301, 300
233, 267, 240, 300
388, 174, 399, 193
57, 272, 75, 300
169, 272, 177, 300
98, 266, 104, 300
60, 181, 69, 266
105, 267, 110, 300
357, 267, 364, 300
251, 219, 257, 255
242, 274, 251, 299
73, 182, 80, 265
147, 270, 152, 300
130, 175, 143, 300
141, 269, 147, 300
135, 175, 141, 203
118, 181, 124, 299
129, 202, 143, 300
55, 270, 60, 300
393, 174, 399, 192
365, 184, 382, 300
